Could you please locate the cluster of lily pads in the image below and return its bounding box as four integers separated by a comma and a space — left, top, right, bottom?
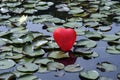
0, 0, 120, 80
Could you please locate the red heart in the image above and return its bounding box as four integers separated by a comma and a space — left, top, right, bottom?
53, 27, 76, 51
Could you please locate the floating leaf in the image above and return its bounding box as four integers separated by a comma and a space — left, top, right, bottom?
84, 21, 99, 28
18, 15, 28, 25
106, 46, 120, 55
47, 62, 64, 71
0, 72, 16, 80
0, 59, 16, 69
63, 22, 83, 28
34, 58, 54, 65
85, 31, 103, 40
75, 39, 97, 49
48, 51, 69, 59
117, 73, 120, 80
23, 44, 45, 57
98, 26, 112, 32
75, 29, 85, 36
13, 70, 32, 78
17, 75, 39, 80
97, 62, 117, 72
79, 70, 99, 80
68, 8, 84, 14
37, 65, 49, 73
64, 64, 83, 72
17, 63, 38, 72
102, 34, 120, 41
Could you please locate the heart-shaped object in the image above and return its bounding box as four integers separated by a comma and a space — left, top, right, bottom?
53, 27, 76, 51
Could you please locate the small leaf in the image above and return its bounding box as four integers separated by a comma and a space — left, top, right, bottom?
0, 59, 16, 69
64, 64, 83, 72
97, 62, 117, 72
0, 72, 16, 80
34, 58, 54, 65
17, 75, 39, 80
18, 15, 28, 25
17, 63, 39, 72
75, 39, 97, 49
79, 70, 99, 80
47, 62, 64, 71
48, 51, 69, 59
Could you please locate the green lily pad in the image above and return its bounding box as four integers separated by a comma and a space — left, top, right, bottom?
13, 70, 32, 78
63, 22, 83, 28
75, 39, 97, 49
84, 21, 99, 28
5, 52, 24, 60
33, 39, 48, 50
17, 75, 39, 80
106, 46, 120, 55
0, 59, 16, 69
6, 2, 21, 7
0, 72, 16, 80
75, 29, 85, 36
79, 70, 99, 80
41, 41, 59, 50
85, 31, 103, 40
90, 13, 107, 18
48, 51, 69, 59
116, 45, 120, 50
47, 62, 64, 71
17, 63, 39, 72
117, 73, 120, 80
24, 9, 37, 14
74, 48, 93, 55
34, 58, 54, 65
64, 64, 83, 72
37, 65, 49, 73
68, 7, 84, 14
102, 34, 120, 41
23, 44, 45, 57
97, 62, 117, 72
98, 26, 112, 32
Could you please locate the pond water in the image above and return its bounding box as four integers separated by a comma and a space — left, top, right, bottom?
0, 0, 120, 80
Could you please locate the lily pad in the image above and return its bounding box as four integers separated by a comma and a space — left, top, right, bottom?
75, 39, 97, 49
117, 73, 120, 80
0, 72, 16, 80
34, 58, 54, 65
17, 75, 39, 80
13, 70, 32, 78
17, 63, 39, 72
85, 31, 103, 40
0, 59, 16, 69
98, 76, 113, 80
47, 62, 64, 71
102, 34, 120, 41
106, 46, 120, 55
98, 26, 112, 32
64, 64, 83, 72
63, 22, 83, 28
48, 51, 69, 59
97, 62, 117, 72
23, 44, 45, 57
79, 70, 99, 80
